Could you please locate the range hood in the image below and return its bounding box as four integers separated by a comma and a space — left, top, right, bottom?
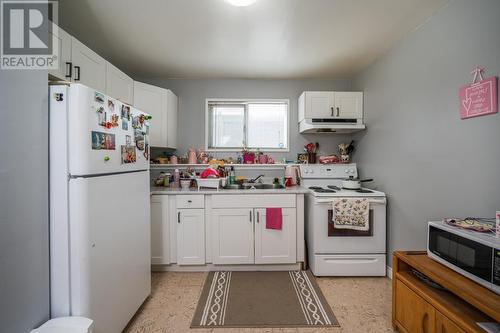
299, 119, 366, 134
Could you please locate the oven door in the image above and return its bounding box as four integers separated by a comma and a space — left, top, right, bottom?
310, 197, 386, 254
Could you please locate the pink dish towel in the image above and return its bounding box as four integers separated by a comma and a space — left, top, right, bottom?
266, 208, 283, 230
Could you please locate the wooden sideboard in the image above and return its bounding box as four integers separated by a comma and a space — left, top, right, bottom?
392, 251, 500, 333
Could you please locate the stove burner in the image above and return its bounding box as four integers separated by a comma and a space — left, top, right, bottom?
327, 185, 341, 191
308, 186, 323, 190
315, 188, 336, 193
356, 189, 374, 193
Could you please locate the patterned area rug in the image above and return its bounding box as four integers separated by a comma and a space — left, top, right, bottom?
191, 270, 339, 328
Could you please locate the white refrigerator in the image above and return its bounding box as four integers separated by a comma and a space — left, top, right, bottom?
49, 84, 151, 333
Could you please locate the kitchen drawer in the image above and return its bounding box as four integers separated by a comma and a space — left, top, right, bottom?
176, 195, 204, 209
311, 254, 386, 276
211, 194, 296, 208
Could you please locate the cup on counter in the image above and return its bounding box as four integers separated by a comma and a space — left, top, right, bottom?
180, 179, 191, 190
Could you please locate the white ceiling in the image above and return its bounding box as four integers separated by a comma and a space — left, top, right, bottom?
59, 0, 448, 79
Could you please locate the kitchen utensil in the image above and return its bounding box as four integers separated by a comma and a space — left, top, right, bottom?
342, 176, 373, 190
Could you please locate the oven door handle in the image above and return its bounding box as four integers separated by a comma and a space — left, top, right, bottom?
315, 198, 386, 205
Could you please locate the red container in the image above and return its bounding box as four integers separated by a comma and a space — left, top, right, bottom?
243, 152, 255, 164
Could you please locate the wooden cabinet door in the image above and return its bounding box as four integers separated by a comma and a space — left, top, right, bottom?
435, 311, 465, 333
305, 91, 335, 118
177, 209, 205, 265
105, 62, 133, 104
212, 209, 254, 265
49, 23, 72, 81
254, 208, 296, 264
395, 280, 436, 333
334, 92, 363, 119
150, 195, 170, 265
133, 81, 167, 147
166, 90, 178, 149
71, 37, 106, 92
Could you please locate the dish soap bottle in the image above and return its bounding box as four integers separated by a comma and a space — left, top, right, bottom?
228, 166, 236, 185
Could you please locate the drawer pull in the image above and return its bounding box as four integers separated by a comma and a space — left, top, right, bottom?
188, 200, 192, 203
249, 210, 252, 222
257, 211, 260, 223
178, 212, 181, 223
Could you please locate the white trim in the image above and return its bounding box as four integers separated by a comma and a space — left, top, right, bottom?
205, 98, 290, 152
386, 265, 392, 279
151, 263, 302, 272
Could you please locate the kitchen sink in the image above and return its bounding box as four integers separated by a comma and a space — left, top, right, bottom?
224, 183, 284, 190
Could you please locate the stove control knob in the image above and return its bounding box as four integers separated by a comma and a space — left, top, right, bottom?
344, 169, 348, 173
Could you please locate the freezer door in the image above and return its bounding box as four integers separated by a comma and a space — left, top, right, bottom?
61, 84, 150, 176
68, 171, 150, 333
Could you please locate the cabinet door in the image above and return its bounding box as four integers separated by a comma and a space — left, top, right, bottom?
254, 208, 296, 264
133, 81, 167, 147
48, 23, 72, 81
395, 280, 436, 333
150, 195, 170, 265
71, 37, 106, 92
334, 92, 363, 119
177, 209, 205, 265
305, 91, 335, 118
435, 311, 465, 333
105, 62, 133, 104
212, 209, 254, 265
166, 90, 178, 149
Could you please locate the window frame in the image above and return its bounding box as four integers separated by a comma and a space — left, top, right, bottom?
205, 98, 290, 152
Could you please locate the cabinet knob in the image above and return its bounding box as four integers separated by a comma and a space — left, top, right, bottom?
330, 107, 334, 117
336, 107, 340, 117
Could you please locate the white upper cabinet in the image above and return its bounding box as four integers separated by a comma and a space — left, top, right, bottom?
301, 91, 335, 119
48, 24, 72, 81
105, 62, 133, 105
254, 208, 297, 264
176, 209, 205, 265
133, 81, 178, 148
70, 37, 106, 92
334, 92, 363, 119
212, 208, 255, 265
299, 91, 363, 121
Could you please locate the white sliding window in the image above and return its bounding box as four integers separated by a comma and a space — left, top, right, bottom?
206, 99, 289, 151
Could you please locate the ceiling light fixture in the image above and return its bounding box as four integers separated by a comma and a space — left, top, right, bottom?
224, 0, 257, 7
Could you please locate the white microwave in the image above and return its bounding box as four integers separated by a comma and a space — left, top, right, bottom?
427, 221, 500, 294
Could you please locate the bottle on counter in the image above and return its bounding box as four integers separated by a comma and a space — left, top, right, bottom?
172, 169, 180, 188
228, 166, 236, 185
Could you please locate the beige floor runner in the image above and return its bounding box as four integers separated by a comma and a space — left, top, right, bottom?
191, 270, 339, 328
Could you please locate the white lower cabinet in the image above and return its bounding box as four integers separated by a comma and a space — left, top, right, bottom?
150, 195, 170, 265
212, 208, 297, 265
177, 209, 205, 265
254, 208, 296, 264
212, 208, 255, 265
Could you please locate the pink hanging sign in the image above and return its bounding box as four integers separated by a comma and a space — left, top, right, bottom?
459, 67, 497, 119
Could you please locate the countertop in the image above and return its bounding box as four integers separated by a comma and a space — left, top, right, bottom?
150, 186, 310, 195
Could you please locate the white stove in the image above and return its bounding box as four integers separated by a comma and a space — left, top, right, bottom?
300, 164, 387, 277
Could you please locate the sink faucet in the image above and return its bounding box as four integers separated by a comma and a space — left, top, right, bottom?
249, 174, 265, 183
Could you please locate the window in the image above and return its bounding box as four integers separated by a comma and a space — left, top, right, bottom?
206, 99, 289, 151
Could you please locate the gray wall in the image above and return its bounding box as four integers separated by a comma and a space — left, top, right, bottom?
353, 0, 500, 265
138, 78, 355, 161
0, 70, 50, 329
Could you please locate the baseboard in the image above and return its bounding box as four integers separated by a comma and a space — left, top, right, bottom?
152, 263, 302, 272
386, 265, 393, 279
